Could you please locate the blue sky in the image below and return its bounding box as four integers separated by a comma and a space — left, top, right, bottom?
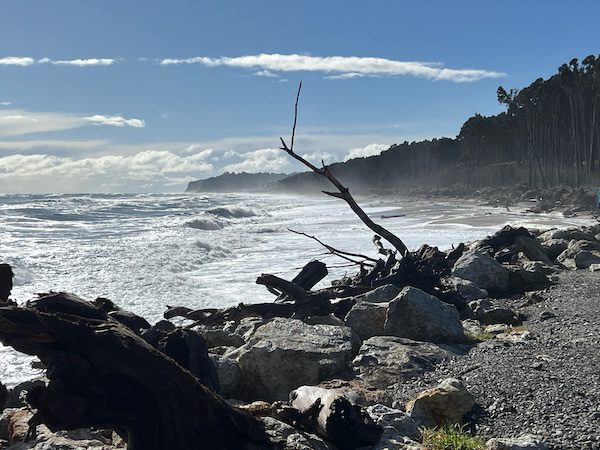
1, 0, 599, 193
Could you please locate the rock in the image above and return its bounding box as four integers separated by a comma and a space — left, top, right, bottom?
443, 276, 488, 302
195, 327, 245, 349
590, 263, 600, 272
366, 404, 420, 441
6, 425, 122, 449
539, 311, 556, 321
344, 301, 387, 340
358, 426, 424, 450
540, 238, 568, 261
384, 287, 465, 343
538, 228, 596, 242
231, 318, 356, 401
352, 336, 461, 391
521, 261, 556, 275
209, 354, 241, 398
514, 236, 553, 265
507, 266, 551, 292
232, 317, 266, 341
462, 319, 484, 336
453, 250, 510, 295
405, 378, 475, 428
484, 324, 510, 334
303, 314, 345, 326
574, 250, 600, 269
356, 284, 402, 303
260, 416, 335, 450
468, 299, 517, 326
485, 434, 548, 450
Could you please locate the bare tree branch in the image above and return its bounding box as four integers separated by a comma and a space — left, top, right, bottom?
279, 83, 409, 256
288, 229, 377, 266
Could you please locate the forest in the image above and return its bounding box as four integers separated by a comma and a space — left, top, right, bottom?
277, 54, 600, 192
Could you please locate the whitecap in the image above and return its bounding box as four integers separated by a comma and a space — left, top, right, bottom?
185, 218, 224, 230
207, 206, 258, 218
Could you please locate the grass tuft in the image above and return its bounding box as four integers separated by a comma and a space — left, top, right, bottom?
422, 424, 485, 450
464, 331, 496, 342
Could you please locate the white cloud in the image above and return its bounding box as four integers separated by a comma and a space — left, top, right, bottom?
158, 53, 505, 82
0, 57, 35, 66
0, 150, 213, 193
39, 58, 116, 67
344, 143, 389, 161
0, 57, 116, 67
223, 148, 290, 173
84, 114, 145, 128
0, 109, 146, 137
253, 70, 280, 78
0, 101, 11, 106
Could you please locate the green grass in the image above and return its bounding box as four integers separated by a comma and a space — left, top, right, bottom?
464, 331, 496, 342
422, 425, 485, 450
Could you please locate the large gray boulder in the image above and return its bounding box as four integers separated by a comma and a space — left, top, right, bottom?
230, 318, 356, 401
355, 284, 402, 303
352, 336, 460, 390
468, 299, 517, 325
260, 416, 335, 450
344, 301, 387, 340
383, 287, 465, 343
453, 250, 510, 295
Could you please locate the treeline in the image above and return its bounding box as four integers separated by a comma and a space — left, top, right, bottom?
277, 54, 600, 192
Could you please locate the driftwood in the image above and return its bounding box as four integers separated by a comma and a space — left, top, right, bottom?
280, 83, 408, 256
0, 293, 272, 450
289, 386, 382, 449
0, 263, 13, 303
289, 230, 377, 267
291, 260, 329, 290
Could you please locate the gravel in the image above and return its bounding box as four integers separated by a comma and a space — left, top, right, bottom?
392, 271, 600, 450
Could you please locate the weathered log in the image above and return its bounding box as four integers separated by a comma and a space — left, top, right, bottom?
0, 295, 272, 450
0, 380, 7, 412
0, 263, 13, 303
291, 260, 328, 291
289, 386, 383, 449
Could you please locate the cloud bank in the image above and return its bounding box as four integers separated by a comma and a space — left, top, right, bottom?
158, 53, 505, 82
0, 150, 213, 193
344, 143, 389, 161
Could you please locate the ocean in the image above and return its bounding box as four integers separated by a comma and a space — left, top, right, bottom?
0, 192, 591, 386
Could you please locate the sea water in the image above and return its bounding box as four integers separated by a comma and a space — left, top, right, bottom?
0, 192, 591, 386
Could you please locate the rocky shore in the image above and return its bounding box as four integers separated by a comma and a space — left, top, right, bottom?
2, 222, 600, 449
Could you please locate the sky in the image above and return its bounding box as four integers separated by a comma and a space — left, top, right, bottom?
1, 0, 600, 193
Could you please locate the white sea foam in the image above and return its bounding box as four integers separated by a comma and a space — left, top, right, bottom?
0, 192, 592, 386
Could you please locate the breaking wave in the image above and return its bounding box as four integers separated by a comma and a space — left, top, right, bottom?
206, 206, 258, 218
185, 218, 225, 230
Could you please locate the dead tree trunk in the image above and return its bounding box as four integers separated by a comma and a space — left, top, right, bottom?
0, 294, 272, 450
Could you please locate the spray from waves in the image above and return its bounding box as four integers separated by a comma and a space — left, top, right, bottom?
185, 217, 225, 230
206, 206, 260, 218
